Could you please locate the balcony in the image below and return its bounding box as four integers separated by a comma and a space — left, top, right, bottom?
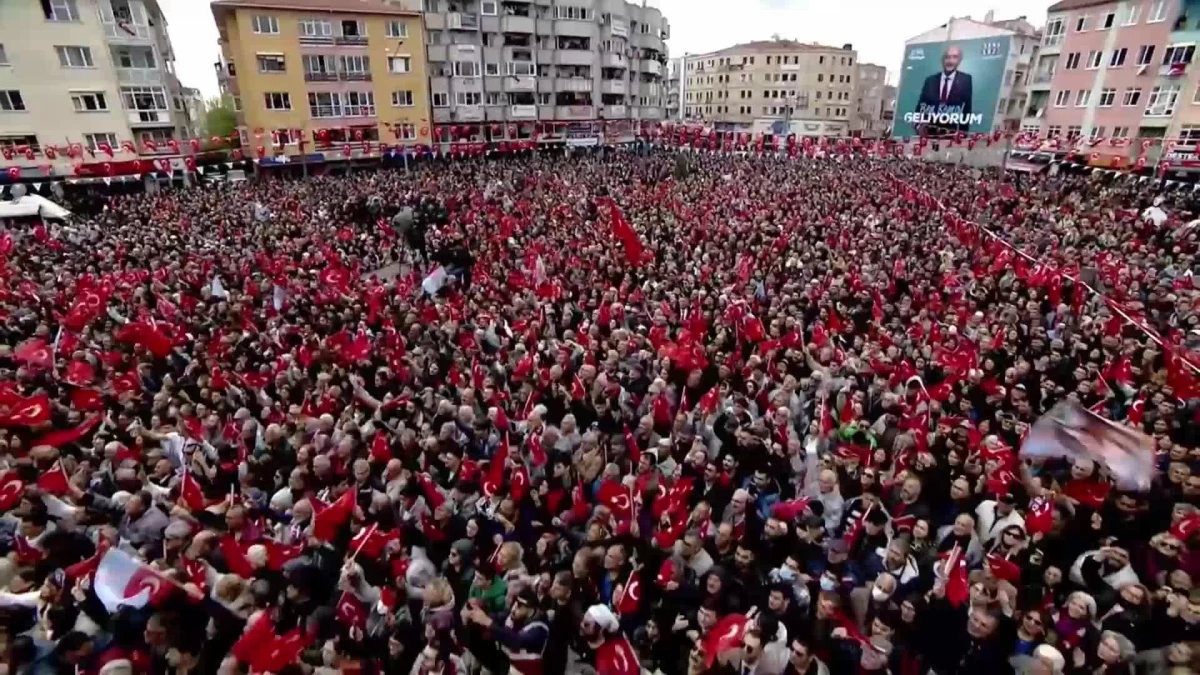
128, 110, 172, 126
447, 13, 480, 30
304, 71, 338, 82
116, 67, 162, 85
601, 104, 627, 118
556, 105, 594, 120
556, 78, 592, 93
102, 21, 153, 42
1029, 72, 1054, 89
298, 34, 334, 46
427, 46, 448, 62
639, 107, 664, 120
502, 16, 535, 33
600, 79, 626, 95
511, 104, 538, 119
1042, 34, 1064, 50
555, 20, 597, 38
340, 71, 372, 81
453, 105, 485, 121
601, 53, 627, 69
335, 35, 368, 46
555, 50, 597, 67
638, 59, 663, 76
504, 75, 537, 92
634, 33, 665, 53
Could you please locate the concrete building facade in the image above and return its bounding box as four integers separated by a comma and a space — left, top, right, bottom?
682, 40, 858, 138
0, 0, 193, 176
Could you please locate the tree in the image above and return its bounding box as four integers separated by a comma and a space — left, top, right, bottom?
203, 95, 238, 141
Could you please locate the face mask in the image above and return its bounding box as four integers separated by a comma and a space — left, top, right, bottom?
820, 577, 838, 592
871, 588, 890, 603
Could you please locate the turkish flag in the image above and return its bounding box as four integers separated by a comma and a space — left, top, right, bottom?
34, 413, 102, 448
311, 488, 355, 541
219, 534, 254, 578
111, 371, 142, 397
701, 614, 749, 667
251, 628, 310, 673
261, 538, 305, 570
615, 570, 642, 616
349, 526, 399, 560
69, 388, 103, 412
114, 321, 172, 358
64, 360, 95, 386
334, 590, 367, 629
14, 338, 53, 369
594, 634, 640, 675
369, 432, 391, 463
596, 480, 633, 521
37, 460, 72, 495
3, 394, 51, 427
231, 613, 277, 664
0, 472, 24, 510
179, 471, 207, 512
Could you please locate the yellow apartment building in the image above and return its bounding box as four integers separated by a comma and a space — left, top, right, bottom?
210, 0, 430, 160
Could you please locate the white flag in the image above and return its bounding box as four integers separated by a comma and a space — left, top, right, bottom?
421, 266, 448, 296
210, 277, 227, 299
273, 284, 287, 311
94, 548, 164, 612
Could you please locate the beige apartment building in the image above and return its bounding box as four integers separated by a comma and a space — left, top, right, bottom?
681, 40, 858, 137
852, 62, 889, 137
0, 0, 193, 178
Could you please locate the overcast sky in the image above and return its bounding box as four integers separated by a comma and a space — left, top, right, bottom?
163, 0, 1057, 100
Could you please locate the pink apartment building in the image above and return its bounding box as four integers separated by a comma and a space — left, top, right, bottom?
1039, 0, 1179, 162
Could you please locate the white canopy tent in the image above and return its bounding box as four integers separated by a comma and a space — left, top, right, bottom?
0, 194, 71, 220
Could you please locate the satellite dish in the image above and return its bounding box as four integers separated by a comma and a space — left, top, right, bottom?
8, 184, 26, 200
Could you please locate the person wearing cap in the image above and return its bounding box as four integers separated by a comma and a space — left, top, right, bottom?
461, 586, 549, 675
977, 492, 1026, 547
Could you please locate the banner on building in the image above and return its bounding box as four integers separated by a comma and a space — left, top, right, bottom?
895, 35, 1010, 138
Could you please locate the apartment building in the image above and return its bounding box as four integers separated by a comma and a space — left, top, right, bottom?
419, 0, 669, 145
852, 63, 887, 137
1023, 0, 1178, 163
211, 0, 430, 160
682, 40, 859, 138
987, 14, 1043, 132
0, 0, 193, 177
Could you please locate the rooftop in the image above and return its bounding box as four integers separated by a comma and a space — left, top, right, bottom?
688, 39, 853, 59
210, 0, 419, 15
1047, 0, 1117, 11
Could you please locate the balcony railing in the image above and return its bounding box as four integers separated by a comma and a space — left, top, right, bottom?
335, 35, 368, 46
340, 72, 372, 81
447, 13, 479, 30
304, 72, 338, 82
1042, 34, 1064, 48
1033, 72, 1054, 83
116, 67, 162, 85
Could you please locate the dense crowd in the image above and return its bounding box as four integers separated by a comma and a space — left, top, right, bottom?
0, 148, 1198, 675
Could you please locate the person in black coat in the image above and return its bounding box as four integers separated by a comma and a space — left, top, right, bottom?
921, 593, 1015, 675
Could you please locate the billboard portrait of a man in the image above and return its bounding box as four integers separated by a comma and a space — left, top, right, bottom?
916, 45, 974, 134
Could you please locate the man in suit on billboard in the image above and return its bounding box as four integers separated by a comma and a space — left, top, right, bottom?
917, 45, 973, 135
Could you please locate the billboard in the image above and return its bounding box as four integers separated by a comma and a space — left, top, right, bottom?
895, 35, 1010, 138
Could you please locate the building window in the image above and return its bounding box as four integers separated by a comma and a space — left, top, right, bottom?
257, 54, 286, 73
71, 91, 108, 111
303, 54, 333, 76
121, 86, 168, 118
1111, 126, 1129, 138
1145, 84, 1180, 115
432, 92, 449, 107
1122, 5, 1140, 25
1109, 48, 1127, 67
507, 61, 535, 76
308, 92, 341, 117
1163, 45, 1196, 65
1101, 12, 1115, 29
1075, 89, 1090, 106
388, 56, 411, 73
1054, 89, 1069, 107
1067, 125, 1082, 139
1137, 45, 1155, 66
252, 15, 280, 35
0, 90, 26, 111
485, 62, 500, 76
485, 92, 501, 105
452, 60, 479, 77
343, 91, 375, 116
1047, 125, 1062, 138
0, 44, 8, 66
1098, 88, 1116, 106
553, 4, 592, 18
56, 46, 94, 68
1086, 50, 1102, 69
1075, 15, 1089, 31
1178, 125, 1200, 142
137, 128, 175, 146
1090, 126, 1106, 140
455, 91, 482, 105
1062, 52, 1080, 70
44, 0, 79, 21
340, 55, 370, 74
385, 20, 408, 38
1122, 88, 1141, 106
340, 20, 366, 38
481, 1, 498, 15
264, 92, 291, 110
233, 96, 242, 111
115, 47, 156, 69
83, 133, 117, 150
299, 19, 332, 38
391, 90, 413, 107
537, 93, 551, 105
1149, 1, 1168, 22
1193, 85, 1200, 104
